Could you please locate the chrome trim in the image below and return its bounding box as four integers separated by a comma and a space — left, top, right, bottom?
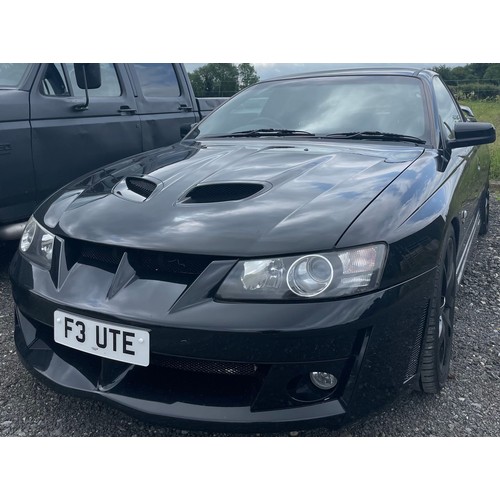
456, 213, 480, 285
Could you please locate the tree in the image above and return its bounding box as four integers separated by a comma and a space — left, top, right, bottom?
431, 64, 455, 82
189, 63, 259, 97
238, 63, 259, 89
466, 63, 490, 79
431, 64, 500, 100
483, 64, 500, 84
188, 63, 239, 97
432, 64, 489, 83
450, 66, 475, 82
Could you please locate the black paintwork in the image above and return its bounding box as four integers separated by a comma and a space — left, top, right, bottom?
9, 68, 496, 430
36, 140, 424, 257
0, 63, 226, 233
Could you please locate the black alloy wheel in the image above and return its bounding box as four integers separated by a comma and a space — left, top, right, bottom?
418, 230, 457, 393
479, 189, 489, 236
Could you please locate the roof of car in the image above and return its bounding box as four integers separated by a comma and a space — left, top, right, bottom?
262, 67, 437, 83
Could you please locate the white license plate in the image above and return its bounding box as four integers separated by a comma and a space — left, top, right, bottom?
54, 310, 150, 366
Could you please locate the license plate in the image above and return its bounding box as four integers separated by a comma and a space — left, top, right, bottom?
54, 310, 150, 366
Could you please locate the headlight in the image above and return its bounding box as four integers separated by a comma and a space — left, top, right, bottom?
216, 243, 387, 301
19, 216, 55, 268
287, 255, 333, 297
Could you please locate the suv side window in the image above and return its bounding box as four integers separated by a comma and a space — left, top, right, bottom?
0, 63, 30, 87
433, 77, 463, 141
67, 63, 121, 97
40, 64, 70, 96
133, 63, 180, 98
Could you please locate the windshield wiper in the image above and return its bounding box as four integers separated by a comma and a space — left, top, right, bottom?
322, 131, 426, 145
206, 128, 316, 138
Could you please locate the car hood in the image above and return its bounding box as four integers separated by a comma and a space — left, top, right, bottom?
40, 140, 424, 256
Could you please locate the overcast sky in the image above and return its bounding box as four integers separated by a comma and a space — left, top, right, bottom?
184, 63, 462, 80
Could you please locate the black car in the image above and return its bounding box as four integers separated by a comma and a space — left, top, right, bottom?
9, 68, 496, 431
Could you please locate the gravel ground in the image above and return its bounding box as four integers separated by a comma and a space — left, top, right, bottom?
1, 196, 499, 437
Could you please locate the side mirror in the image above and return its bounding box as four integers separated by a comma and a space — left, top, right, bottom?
448, 122, 496, 150
74, 63, 102, 89
73, 64, 102, 111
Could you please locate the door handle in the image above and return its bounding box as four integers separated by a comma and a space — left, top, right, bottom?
118, 106, 137, 115
178, 104, 193, 112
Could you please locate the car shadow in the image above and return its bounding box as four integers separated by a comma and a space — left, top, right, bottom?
0, 242, 17, 277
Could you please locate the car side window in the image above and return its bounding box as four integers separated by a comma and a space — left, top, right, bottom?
40, 64, 70, 96
133, 63, 181, 98
433, 77, 463, 141
67, 63, 121, 97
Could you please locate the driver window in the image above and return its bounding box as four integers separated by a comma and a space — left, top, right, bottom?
67, 63, 121, 97
433, 77, 462, 141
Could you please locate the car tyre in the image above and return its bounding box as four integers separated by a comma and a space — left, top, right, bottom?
418, 229, 457, 393
479, 189, 489, 236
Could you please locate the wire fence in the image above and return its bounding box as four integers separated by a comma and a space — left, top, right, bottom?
444, 79, 500, 101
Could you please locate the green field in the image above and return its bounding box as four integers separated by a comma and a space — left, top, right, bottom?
460, 100, 500, 180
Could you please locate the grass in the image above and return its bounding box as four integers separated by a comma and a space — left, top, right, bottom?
459, 100, 500, 180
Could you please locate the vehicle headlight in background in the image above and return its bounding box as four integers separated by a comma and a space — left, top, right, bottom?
216, 243, 387, 300
19, 216, 55, 268
20, 217, 37, 253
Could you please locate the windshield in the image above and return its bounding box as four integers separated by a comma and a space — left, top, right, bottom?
0, 63, 30, 88
190, 75, 429, 143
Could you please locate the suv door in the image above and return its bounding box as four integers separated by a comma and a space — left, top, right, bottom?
0, 63, 36, 228
30, 63, 143, 204
128, 63, 198, 151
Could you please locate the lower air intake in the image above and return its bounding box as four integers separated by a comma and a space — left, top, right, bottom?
151, 355, 259, 377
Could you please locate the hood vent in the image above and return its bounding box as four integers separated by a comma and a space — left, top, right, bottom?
125, 177, 158, 199
182, 182, 265, 203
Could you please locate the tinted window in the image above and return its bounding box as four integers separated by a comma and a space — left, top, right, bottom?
134, 64, 180, 98
41, 64, 70, 96
433, 77, 462, 140
194, 76, 429, 141
68, 63, 121, 97
0, 63, 30, 87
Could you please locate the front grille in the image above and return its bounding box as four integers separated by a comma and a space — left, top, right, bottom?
125, 177, 157, 199
68, 239, 214, 280
80, 242, 123, 267
128, 249, 211, 276
151, 354, 259, 377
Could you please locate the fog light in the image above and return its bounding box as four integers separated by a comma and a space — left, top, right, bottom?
310, 371, 338, 390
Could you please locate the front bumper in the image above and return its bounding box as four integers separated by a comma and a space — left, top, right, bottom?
10, 248, 434, 431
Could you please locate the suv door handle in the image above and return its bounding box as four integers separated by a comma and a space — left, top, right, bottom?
178, 104, 193, 112
118, 106, 137, 114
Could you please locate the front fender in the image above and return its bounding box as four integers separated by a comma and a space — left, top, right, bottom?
337, 152, 456, 288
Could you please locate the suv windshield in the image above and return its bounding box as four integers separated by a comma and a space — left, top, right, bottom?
191, 75, 430, 144
0, 63, 30, 88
